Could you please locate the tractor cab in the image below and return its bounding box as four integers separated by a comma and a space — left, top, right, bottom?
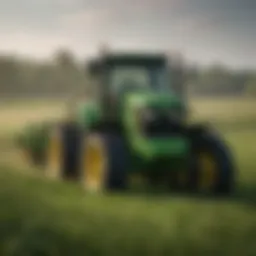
102, 54, 169, 94
86, 52, 186, 122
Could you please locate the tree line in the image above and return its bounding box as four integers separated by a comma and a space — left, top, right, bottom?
187, 64, 256, 97
0, 49, 255, 98
0, 49, 86, 98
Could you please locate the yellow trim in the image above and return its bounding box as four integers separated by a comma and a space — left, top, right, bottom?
198, 152, 217, 192
83, 136, 106, 192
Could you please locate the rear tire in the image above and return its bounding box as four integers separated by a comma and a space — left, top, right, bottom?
189, 128, 235, 195
45, 123, 82, 180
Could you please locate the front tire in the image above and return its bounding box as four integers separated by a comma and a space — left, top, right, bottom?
80, 133, 129, 193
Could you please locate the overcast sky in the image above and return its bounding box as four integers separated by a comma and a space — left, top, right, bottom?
0, 0, 255, 68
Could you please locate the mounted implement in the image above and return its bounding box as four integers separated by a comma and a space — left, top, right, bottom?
16, 50, 235, 194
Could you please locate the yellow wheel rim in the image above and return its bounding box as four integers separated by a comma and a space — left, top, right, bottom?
198, 152, 217, 192
83, 136, 106, 192
46, 131, 62, 179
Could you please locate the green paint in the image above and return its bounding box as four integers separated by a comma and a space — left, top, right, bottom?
123, 92, 189, 160
76, 100, 102, 129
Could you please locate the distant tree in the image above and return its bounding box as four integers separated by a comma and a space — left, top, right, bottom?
52, 49, 86, 95
188, 64, 254, 96
0, 56, 22, 96
53, 49, 76, 69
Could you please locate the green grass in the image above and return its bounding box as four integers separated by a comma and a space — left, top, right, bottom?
0, 98, 255, 255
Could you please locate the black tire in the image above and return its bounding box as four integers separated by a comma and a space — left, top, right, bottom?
189, 128, 235, 195
45, 122, 82, 180
81, 133, 129, 192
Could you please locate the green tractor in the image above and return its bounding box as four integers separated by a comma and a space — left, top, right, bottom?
16, 51, 235, 194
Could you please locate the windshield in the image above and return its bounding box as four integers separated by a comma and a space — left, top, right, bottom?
108, 65, 170, 94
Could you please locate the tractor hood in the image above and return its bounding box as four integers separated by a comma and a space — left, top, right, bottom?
122, 91, 189, 159
123, 91, 185, 111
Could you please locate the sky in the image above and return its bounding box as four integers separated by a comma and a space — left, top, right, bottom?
0, 0, 255, 69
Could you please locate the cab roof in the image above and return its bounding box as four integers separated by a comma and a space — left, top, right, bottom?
101, 52, 167, 66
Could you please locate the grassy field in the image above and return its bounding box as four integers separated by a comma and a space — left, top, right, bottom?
0, 97, 255, 255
